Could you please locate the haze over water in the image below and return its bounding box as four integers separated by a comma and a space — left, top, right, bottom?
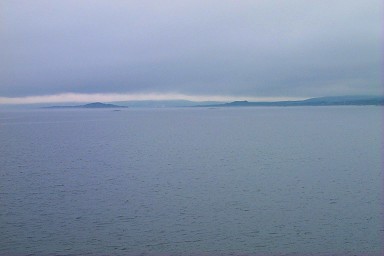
0, 107, 382, 255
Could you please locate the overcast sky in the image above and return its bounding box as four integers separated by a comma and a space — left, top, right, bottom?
0, 0, 382, 103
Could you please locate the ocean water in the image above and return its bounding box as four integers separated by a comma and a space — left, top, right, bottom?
0, 107, 382, 255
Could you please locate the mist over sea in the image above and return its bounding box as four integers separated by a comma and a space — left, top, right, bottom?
0, 107, 382, 255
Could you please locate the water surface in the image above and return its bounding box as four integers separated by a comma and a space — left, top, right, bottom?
0, 107, 382, 255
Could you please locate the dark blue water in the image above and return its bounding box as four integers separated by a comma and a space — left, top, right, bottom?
0, 107, 382, 255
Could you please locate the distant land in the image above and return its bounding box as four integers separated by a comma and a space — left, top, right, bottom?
18, 96, 384, 110
111, 100, 223, 108
39, 100, 223, 109
198, 96, 384, 107
44, 102, 128, 109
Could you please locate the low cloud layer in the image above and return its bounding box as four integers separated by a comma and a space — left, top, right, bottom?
0, 0, 382, 102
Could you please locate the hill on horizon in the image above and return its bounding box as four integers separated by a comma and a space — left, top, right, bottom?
200, 95, 384, 107
44, 102, 128, 109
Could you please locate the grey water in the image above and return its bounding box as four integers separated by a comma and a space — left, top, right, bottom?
0, 107, 382, 255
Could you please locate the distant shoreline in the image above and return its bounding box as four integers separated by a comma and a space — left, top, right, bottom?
16, 95, 384, 109
196, 96, 384, 107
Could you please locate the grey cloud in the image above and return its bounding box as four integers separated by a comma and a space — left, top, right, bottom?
0, 0, 381, 98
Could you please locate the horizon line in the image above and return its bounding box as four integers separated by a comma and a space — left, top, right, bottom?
0, 92, 306, 105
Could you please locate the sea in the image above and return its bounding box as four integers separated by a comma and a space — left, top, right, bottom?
0, 106, 383, 256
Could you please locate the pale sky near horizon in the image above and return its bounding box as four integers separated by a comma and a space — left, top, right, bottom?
0, 0, 382, 104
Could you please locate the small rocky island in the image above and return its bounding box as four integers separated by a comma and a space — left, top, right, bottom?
44, 102, 128, 109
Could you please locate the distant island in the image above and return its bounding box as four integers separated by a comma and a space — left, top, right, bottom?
199, 96, 384, 107
44, 102, 128, 109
